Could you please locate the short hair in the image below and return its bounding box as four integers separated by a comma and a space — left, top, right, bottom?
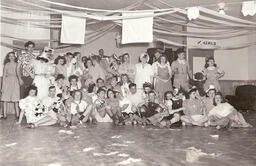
148, 90, 156, 95
96, 78, 104, 83
49, 85, 56, 90
54, 56, 67, 65
129, 83, 136, 89
24, 41, 35, 48
27, 85, 38, 96
68, 75, 78, 82
88, 83, 96, 93
107, 89, 115, 98
97, 88, 106, 94
164, 91, 174, 100
157, 55, 167, 64
73, 52, 81, 57
55, 74, 65, 81
143, 82, 152, 89
36, 56, 49, 63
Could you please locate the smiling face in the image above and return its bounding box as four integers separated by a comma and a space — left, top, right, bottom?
121, 75, 128, 83
207, 89, 216, 99
189, 91, 196, 99
70, 79, 77, 86
26, 44, 34, 52
74, 91, 82, 101
124, 54, 130, 63
129, 86, 136, 94
86, 60, 93, 68
165, 93, 173, 100
178, 52, 185, 60
207, 59, 215, 67
49, 87, 56, 98
8, 53, 16, 62
160, 56, 166, 64
214, 94, 222, 105
58, 58, 64, 65
98, 91, 105, 99
107, 90, 115, 99
29, 89, 37, 97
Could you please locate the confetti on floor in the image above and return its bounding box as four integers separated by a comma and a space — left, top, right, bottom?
109, 143, 128, 147
58, 130, 74, 135
82, 147, 95, 152
210, 135, 219, 139
111, 135, 122, 139
118, 153, 130, 157
5, 143, 17, 147
93, 151, 119, 156
116, 157, 142, 165
186, 147, 220, 163
124, 141, 135, 144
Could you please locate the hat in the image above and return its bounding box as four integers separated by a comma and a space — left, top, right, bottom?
176, 47, 185, 54
37, 52, 49, 61
188, 86, 197, 94
139, 52, 149, 62
205, 85, 216, 93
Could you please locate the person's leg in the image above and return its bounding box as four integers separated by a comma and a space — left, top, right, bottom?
17, 110, 25, 124
170, 113, 180, 124
180, 115, 193, 126
14, 102, 20, 120
2, 102, 8, 118
34, 116, 56, 127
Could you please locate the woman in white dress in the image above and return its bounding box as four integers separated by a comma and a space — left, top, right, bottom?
134, 53, 153, 90
30, 52, 50, 100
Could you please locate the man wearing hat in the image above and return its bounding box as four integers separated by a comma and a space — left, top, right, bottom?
171, 47, 192, 92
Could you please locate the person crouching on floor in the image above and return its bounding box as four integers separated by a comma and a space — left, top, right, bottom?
68, 90, 93, 126
139, 91, 168, 126
18, 85, 57, 128
181, 87, 208, 126
92, 88, 114, 123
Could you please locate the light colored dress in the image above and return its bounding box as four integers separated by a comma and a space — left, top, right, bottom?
134, 63, 153, 89
31, 60, 50, 100
118, 63, 136, 80
171, 59, 190, 91
1, 63, 20, 102
153, 62, 173, 99
203, 66, 222, 91
19, 96, 46, 123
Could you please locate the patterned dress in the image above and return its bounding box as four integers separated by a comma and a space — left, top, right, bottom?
1, 63, 20, 102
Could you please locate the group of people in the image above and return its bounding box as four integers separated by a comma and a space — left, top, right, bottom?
0, 41, 252, 129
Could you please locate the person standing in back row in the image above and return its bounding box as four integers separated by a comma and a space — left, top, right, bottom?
18, 41, 36, 98
171, 47, 192, 92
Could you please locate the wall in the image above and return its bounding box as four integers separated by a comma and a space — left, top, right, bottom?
0, 11, 50, 76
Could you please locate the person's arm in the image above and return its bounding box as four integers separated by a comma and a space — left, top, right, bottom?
187, 62, 192, 79
17, 64, 24, 85
1, 66, 7, 92
217, 67, 225, 79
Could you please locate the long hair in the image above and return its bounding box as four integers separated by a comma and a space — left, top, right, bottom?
4, 52, 18, 65
54, 56, 67, 65
213, 92, 226, 106
205, 57, 217, 69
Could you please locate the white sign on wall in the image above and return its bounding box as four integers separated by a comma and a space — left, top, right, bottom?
187, 38, 218, 49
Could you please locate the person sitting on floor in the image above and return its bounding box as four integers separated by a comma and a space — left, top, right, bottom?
181, 87, 208, 126
207, 92, 252, 129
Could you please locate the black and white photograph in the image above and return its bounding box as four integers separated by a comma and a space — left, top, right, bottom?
0, 0, 256, 165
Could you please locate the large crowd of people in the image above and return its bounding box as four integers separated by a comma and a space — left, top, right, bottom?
0, 41, 252, 129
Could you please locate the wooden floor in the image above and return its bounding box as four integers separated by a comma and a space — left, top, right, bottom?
0, 112, 256, 166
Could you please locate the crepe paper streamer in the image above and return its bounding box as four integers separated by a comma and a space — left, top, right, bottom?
187, 7, 200, 20
58, 129, 74, 135
116, 157, 142, 165
186, 147, 220, 163
48, 163, 62, 166
124, 141, 135, 144
93, 151, 119, 156
210, 135, 219, 139
109, 143, 129, 147
118, 153, 130, 157
242, 1, 256, 16
5, 143, 17, 147
37, 0, 172, 13
207, 142, 215, 145
33, 147, 45, 150
111, 135, 122, 139
82, 147, 95, 152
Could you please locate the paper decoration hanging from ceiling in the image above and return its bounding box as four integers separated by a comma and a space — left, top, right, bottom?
122, 12, 153, 44
61, 14, 86, 44
187, 7, 200, 20
242, 1, 256, 16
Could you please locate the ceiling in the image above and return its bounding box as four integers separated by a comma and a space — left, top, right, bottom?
1, 0, 255, 21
